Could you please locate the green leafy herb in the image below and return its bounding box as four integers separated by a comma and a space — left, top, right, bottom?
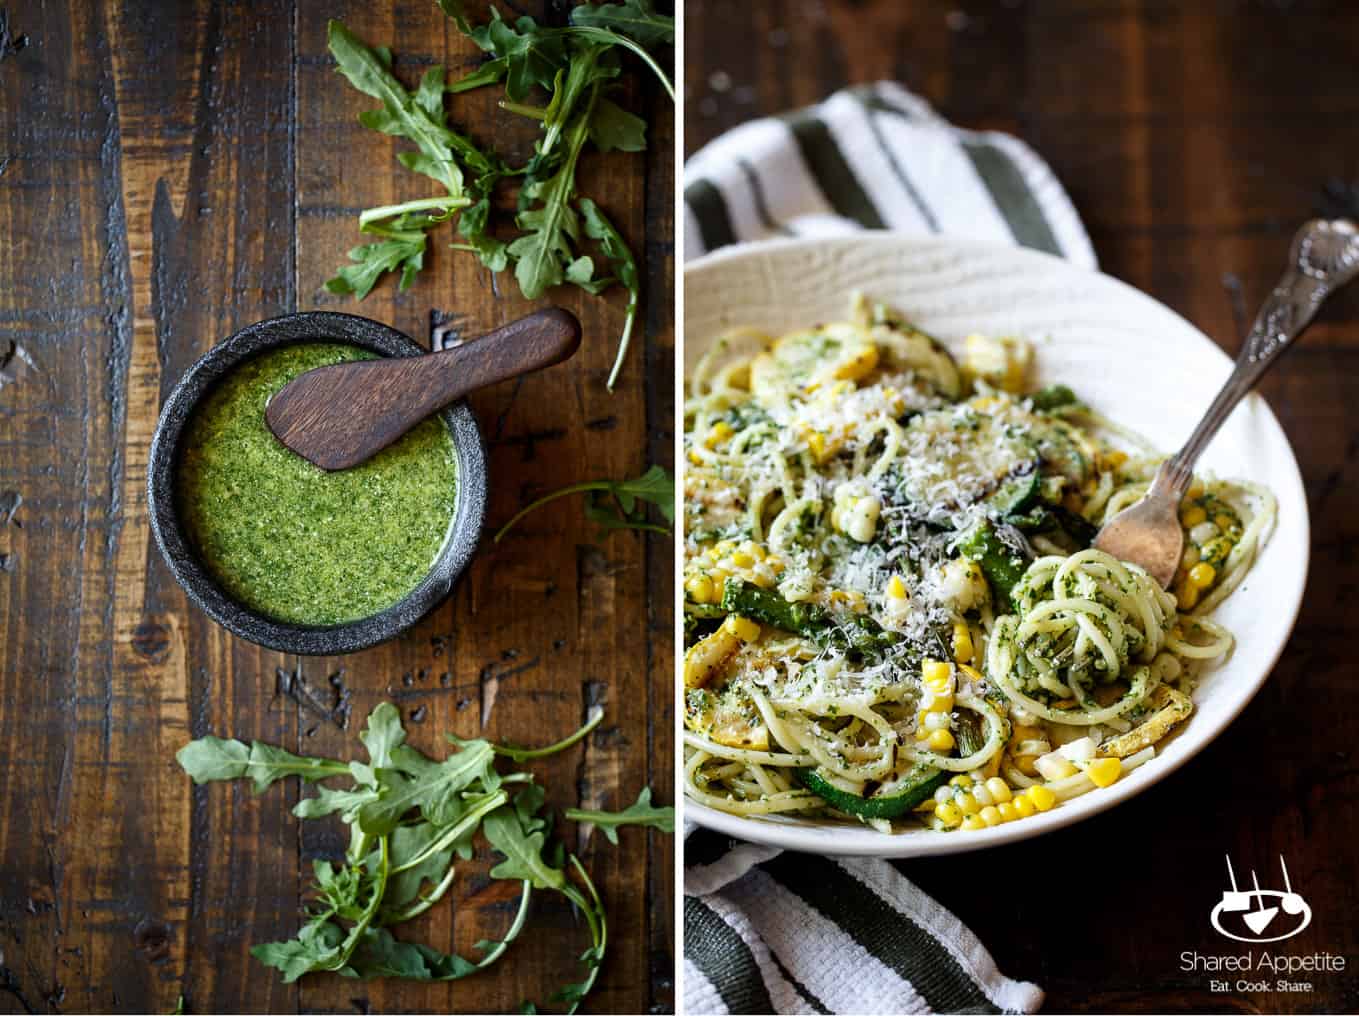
579, 198, 640, 389
325, 1, 673, 389
493, 464, 674, 542
565, 788, 675, 844
569, 0, 676, 51
177, 702, 668, 1012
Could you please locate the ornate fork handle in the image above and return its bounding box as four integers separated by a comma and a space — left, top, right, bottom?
1153, 218, 1359, 499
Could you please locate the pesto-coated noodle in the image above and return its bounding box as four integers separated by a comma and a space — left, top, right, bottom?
683, 294, 1274, 832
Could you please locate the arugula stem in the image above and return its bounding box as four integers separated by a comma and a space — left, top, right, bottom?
493, 481, 611, 543
388, 791, 507, 876
493, 709, 603, 762
383, 862, 459, 924
500, 99, 548, 121
473, 881, 533, 970
605, 298, 637, 391
324, 835, 389, 972
358, 195, 471, 229
550, 27, 675, 102
559, 854, 607, 1014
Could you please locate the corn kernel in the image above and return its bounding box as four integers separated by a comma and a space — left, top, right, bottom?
949, 774, 973, 789
1086, 756, 1122, 788
970, 783, 993, 807
956, 792, 980, 816
979, 805, 1003, 827
926, 729, 956, 752
1188, 562, 1216, 589
1180, 505, 1207, 527
704, 421, 734, 448
730, 550, 755, 568
741, 541, 766, 561
887, 574, 908, 600
984, 777, 1012, 804
960, 814, 986, 831
687, 450, 702, 465
922, 659, 951, 683
714, 540, 735, 555
1176, 582, 1200, 611
935, 801, 962, 827
1013, 794, 1036, 818
1186, 481, 1205, 499
958, 663, 984, 684
1026, 785, 1056, 812
806, 431, 827, 459
952, 622, 974, 664
996, 801, 1018, 822
1214, 513, 1235, 532
685, 574, 716, 604
723, 616, 761, 642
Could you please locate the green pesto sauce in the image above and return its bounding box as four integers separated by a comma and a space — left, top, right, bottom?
177, 343, 458, 625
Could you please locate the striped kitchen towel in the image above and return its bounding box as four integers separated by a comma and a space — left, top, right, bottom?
684, 80, 1094, 270
685, 828, 1045, 1015
681, 82, 1089, 1016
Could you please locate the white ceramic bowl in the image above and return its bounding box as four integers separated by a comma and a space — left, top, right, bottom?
683, 234, 1309, 858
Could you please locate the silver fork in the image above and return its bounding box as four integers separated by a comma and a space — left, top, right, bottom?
1094, 218, 1359, 587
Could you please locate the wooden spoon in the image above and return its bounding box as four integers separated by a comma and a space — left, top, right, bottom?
266, 307, 581, 470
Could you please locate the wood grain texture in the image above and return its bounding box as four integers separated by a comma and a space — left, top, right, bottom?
687, 2, 1359, 1013
0, 1, 674, 1013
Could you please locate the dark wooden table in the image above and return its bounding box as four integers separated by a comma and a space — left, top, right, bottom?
687, 2, 1358, 1013
0, 2, 673, 1013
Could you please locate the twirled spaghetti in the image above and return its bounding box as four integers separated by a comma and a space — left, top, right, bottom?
682, 294, 1275, 832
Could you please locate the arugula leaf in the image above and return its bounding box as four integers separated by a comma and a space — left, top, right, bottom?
178, 700, 648, 1009
325, 231, 427, 299
251, 919, 345, 983
588, 96, 647, 152
493, 464, 673, 542
293, 784, 378, 822
480, 10, 568, 102
356, 739, 499, 835
384, 822, 456, 910
483, 797, 567, 890
360, 701, 406, 768
565, 787, 674, 844
176, 737, 347, 792
328, 21, 465, 197
579, 198, 640, 389
569, 0, 675, 50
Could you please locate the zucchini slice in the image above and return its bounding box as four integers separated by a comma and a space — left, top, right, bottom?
798, 763, 947, 820
957, 522, 1030, 605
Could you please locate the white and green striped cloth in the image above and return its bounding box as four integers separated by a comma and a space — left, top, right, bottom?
683, 81, 1093, 270
682, 81, 1095, 1015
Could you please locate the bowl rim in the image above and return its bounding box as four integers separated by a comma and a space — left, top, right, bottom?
147, 310, 487, 655
681, 232, 1311, 857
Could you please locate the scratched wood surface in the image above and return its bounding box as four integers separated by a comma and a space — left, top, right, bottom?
687, 2, 1359, 1013
0, 1, 674, 1013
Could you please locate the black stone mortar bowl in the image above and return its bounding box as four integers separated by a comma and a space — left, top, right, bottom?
147, 312, 488, 655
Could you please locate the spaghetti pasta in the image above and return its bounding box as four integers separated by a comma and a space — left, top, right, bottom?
683, 294, 1275, 832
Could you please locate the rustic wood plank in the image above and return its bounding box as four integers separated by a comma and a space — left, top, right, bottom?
11, 0, 675, 1011
685, 3, 1359, 1014
291, 2, 674, 1012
